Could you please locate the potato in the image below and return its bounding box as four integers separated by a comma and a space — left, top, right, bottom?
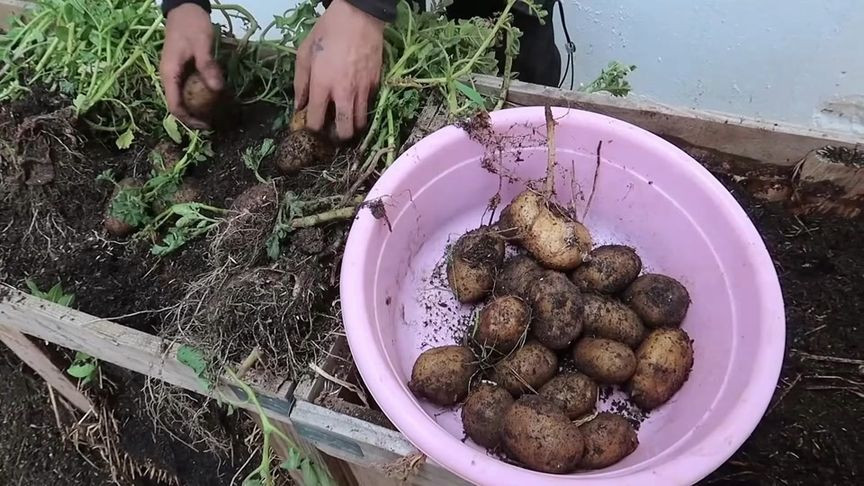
153, 178, 201, 213
500, 190, 592, 271
578, 412, 639, 469
290, 107, 340, 142
461, 384, 514, 448
408, 346, 478, 406
447, 226, 505, 303
230, 183, 278, 213
473, 296, 530, 354
572, 338, 637, 384
494, 254, 542, 298
492, 341, 558, 396
104, 177, 142, 237
501, 395, 584, 474
538, 372, 597, 419
623, 274, 691, 327
275, 129, 335, 174
571, 245, 641, 293
182, 72, 220, 121
582, 294, 646, 348
629, 327, 694, 410
151, 140, 183, 172
528, 271, 584, 350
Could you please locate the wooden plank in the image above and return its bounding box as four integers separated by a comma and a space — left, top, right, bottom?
474, 75, 862, 167
0, 325, 94, 413
0, 285, 295, 424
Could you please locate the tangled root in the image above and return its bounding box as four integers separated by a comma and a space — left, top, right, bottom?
208, 183, 279, 269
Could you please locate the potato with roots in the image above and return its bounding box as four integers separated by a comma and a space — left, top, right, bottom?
183, 72, 220, 122
528, 271, 584, 350
492, 341, 558, 396
500, 190, 592, 271
582, 294, 646, 348
209, 183, 278, 267
447, 226, 505, 303
408, 345, 478, 406
461, 383, 514, 448
275, 129, 335, 174
104, 177, 143, 237
572, 338, 637, 385
571, 245, 642, 294
629, 327, 694, 410
495, 254, 543, 298
623, 274, 691, 327
501, 395, 584, 474
538, 372, 598, 420
472, 296, 530, 355
578, 413, 639, 469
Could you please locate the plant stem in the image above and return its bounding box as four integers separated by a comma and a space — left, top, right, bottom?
291, 206, 359, 229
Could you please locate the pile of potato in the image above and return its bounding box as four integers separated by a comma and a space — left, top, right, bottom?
408, 189, 695, 473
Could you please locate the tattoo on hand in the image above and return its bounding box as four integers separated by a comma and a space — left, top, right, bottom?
312, 37, 324, 55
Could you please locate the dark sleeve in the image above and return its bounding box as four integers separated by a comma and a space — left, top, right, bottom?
161, 0, 211, 17
342, 0, 398, 22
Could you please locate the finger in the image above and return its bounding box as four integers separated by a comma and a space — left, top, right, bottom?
293, 41, 312, 110
354, 86, 369, 132
333, 88, 355, 141
191, 40, 223, 91
160, 56, 193, 123
305, 81, 330, 132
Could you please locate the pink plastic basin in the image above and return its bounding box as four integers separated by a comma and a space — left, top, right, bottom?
341, 106, 785, 485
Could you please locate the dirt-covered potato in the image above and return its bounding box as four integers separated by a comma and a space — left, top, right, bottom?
153, 178, 201, 213
623, 274, 691, 327
447, 226, 505, 303
528, 271, 584, 350
473, 296, 530, 354
578, 413, 639, 469
501, 395, 584, 473
572, 338, 637, 384
492, 341, 558, 396
538, 372, 597, 419
500, 190, 592, 271
151, 140, 183, 172
629, 327, 694, 410
275, 129, 335, 174
582, 294, 646, 348
495, 254, 543, 298
571, 245, 642, 293
408, 345, 478, 406
104, 177, 142, 237
461, 384, 514, 448
183, 72, 220, 121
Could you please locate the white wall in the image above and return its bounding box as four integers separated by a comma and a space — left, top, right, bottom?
235, 0, 864, 133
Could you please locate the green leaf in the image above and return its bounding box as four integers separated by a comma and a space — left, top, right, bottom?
25, 279, 45, 298
67, 352, 97, 384
116, 128, 134, 149
453, 80, 486, 107
242, 479, 263, 486
300, 460, 320, 486
163, 115, 183, 144
176, 345, 207, 377
280, 449, 303, 470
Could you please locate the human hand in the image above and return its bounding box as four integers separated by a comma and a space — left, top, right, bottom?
160, 3, 224, 129
294, 0, 385, 140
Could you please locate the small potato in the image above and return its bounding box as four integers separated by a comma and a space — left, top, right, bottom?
578, 413, 639, 469
629, 327, 694, 410
528, 271, 584, 350
409, 346, 478, 406
461, 384, 514, 448
473, 296, 530, 354
500, 190, 592, 271
104, 177, 143, 237
494, 254, 543, 298
151, 140, 183, 172
493, 341, 558, 396
582, 294, 646, 348
571, 245, 642, 293
275, 129, 335, 174
447, 227, 505, 303
230, 183, 278, 213
501, 395, 584, 474
183, 72, 220, 121
623, 274, 691, 327
153, 178, 202, 213
538, 372, 597, 419
572, 338, 637, 384
290, 108, 340, 143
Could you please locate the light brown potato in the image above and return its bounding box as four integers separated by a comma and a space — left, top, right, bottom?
578, 413, 639, 469
629, 327, 694, 410
582, 294, 646, 348
461, 384, 514, 448
473, 296, 530, 354
104, 177, 143, 237
493, 341, 558, 396
538, 372, 598, 419
623, 274, 691, 327
528, 271, 584, 350
153, 178, 201, 213
408, 346, 478, 406
183, 72, 220, 121
501, 395, 584, 474
500, 190, 592, 271
572, 338, 637, 384
275, 129, 335, 174
571, 245, 642, 294
447, 226, 505, 303
151, 140, 183, 172
290, 107, 339, 142
494, 254, 543, 298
